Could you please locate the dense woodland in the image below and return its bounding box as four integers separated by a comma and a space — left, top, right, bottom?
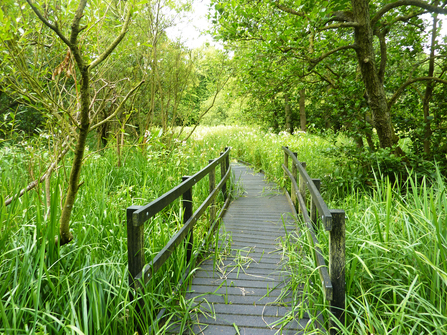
1, 0, 447, 334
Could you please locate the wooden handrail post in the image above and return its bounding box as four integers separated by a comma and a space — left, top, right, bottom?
127, 205, 145, 333
291, 152, 298, 208
182, 176, 193, 265
225, 147, 230, 198
311, 179, 321, 230
329, 209, 346, 334
220, 152, 227, 201
209, 159, 216, 228
127, 205, 144, 294
225, 147, 230, 172
283, 146, 289, 192
298, 162, 307, 213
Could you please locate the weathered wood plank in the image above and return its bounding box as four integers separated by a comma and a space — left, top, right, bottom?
182, 163, 312, 334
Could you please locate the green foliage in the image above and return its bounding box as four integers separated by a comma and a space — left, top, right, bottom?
0, 133, 228, 334
2, 126, 447, 334
213, 126, 446, 334
209, 0, 447, 164
190, 126, 338, 189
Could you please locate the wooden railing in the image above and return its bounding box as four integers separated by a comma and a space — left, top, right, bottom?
282, 146, 345, 335
126, 147, 231, 330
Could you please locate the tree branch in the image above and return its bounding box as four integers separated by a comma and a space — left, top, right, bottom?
4, 141, 71, 207
274, 2, 305, 17
313, 70, 337, 88
182, 75, 231, 142
308, 44, 357, 71
26, 0, 71, 47
89, 3, 133, 70
320, 22, 360, 31
388, 76, 447, 109
386, 11, 425, 27
372, 0, 447, 26
90, 80, 145, 132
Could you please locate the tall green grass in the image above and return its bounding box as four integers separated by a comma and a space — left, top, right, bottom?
205, 126, 446, 334
189, 126, 339, 186
0, 134, 228, 334
2, 126, 446, 334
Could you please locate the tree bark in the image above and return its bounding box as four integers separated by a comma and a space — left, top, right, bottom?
351, 0, 400, 152
299, 89, 306, 131
285, 93, 292, 133
59, 67, 90, 245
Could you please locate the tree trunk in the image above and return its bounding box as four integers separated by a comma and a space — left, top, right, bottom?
59, 68, 90, 245
422, 14, 438, 158
351, 0, 401, 153
299, 89, 306, 131
285, 93, 292, 133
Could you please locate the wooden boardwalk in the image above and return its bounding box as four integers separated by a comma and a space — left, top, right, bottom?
182, 163, 310, 334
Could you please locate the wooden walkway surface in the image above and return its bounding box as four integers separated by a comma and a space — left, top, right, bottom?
182, 163, 310, 334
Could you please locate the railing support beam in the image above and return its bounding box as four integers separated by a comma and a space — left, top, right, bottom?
127, 205, 144, 292
298, 161, 307, 213
291, 152, 298, 208
209, 159, 216, 229
329, 209, 346, 334
182, 176, 193, 265
311, 179, 321, 231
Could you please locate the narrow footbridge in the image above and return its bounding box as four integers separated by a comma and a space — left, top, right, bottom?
185, 163, 306, 334
126, 148, 345, 335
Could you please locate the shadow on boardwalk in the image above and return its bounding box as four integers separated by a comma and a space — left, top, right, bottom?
168, 163, 313, 334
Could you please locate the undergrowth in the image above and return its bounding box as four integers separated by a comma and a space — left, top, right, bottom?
1, 126, 446, 334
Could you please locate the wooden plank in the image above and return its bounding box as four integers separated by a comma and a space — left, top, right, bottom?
329, 209, 346, 334
167, 324, 306, 335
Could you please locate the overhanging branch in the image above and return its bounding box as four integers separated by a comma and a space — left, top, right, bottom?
308, 44, 357, 71
320, 22, 360, 31
89, 3, 133, 70
26, 0, 71, 47
372, 0, 447, 26
388, 76, 447, 109
274, 2, 305, 17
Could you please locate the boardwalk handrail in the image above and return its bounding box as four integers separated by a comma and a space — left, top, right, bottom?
282, 146, 345, 335
126, 147, 231, 328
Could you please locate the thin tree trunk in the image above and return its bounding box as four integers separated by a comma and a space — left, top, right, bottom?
285, 93, 292, 134
59, 68, 90, 245
299, 89, 306, 131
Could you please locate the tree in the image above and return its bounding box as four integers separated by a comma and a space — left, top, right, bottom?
0, 0, 143, 245
211, 0, 447, 154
